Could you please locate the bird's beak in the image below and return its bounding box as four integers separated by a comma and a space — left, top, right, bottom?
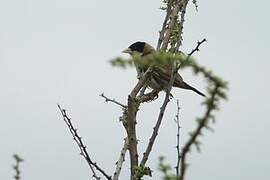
122, 48, 132, 54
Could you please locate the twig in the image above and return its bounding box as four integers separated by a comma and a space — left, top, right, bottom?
177, 38, 207, 71
179, 85, 220, 180
174, 100, 181, 178
187, 38, 207, 58
57, 104, 111, 180
113, 138, 129, 180
100, 93, 127, 108
13, 154, 23, 180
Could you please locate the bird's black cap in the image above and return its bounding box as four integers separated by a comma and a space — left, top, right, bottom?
128, 41, 146, 53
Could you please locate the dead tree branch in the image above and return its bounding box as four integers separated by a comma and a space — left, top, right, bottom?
100, 93, 127, 108
177, 38, 207, 71
174, 100, 181, 178
57, 104, 111, 180
187, 38, 207, 58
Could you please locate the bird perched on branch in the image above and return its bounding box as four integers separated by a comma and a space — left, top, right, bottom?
122, 41, 205, 97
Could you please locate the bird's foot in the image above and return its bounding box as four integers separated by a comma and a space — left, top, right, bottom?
137, 90, 160, 103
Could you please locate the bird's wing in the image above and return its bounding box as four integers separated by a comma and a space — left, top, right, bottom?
152, 65, 184, 87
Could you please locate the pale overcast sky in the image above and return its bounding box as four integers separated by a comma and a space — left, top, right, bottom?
0, 0, 269, 180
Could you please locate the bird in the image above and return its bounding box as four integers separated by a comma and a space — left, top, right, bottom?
122, 41, 205, 97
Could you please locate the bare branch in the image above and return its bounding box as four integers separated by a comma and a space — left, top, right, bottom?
187, 38, 207, 58
57, 104, 111, 180
174, 100, 181, 178
176, 38, 207, 72
100, 93, 127, 108
113, 138, 129, 180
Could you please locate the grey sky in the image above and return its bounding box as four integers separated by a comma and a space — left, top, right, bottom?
0, 0, 269, 179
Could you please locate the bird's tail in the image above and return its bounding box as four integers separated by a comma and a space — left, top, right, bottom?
181, 81, 205, 97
